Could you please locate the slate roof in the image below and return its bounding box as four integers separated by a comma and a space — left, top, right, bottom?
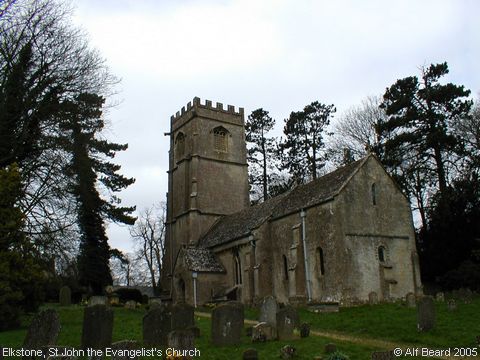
198, 156, 368, 249
183, 247, 226, 272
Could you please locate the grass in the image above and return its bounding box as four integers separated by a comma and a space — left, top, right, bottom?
1, 298, 479, 359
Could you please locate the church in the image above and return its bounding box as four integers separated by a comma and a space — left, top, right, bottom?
160, 97, 422, 306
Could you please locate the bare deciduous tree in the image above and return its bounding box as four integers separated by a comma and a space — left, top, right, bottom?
129, 203, 166, 294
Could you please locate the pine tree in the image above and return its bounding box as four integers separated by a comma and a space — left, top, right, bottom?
245, 108, 276, 202
279, 101, 335, 183
60, 93, 135, 294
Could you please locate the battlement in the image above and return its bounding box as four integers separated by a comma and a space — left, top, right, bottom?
170, 97, 244, 123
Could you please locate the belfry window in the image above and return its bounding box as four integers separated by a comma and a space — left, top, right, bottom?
378, 246, 386, 263
371, 183, 377, 205
317, 247, 325, 276
213, 127, 228, 152
175, 132, 185, 159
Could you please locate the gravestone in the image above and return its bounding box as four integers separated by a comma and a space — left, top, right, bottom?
276, 308, 296, 340
167, 330, 195, 360
108, 294, 120, 306
143, 307, 171, 347
171, 303, 194, 330
406, 292, 416, 308
211, 302, 244, 346
447, 299, 457, 311
252, 322, 275, 342
242, 348, 258, 360
81, 305, 113, 350
110, 340, 139, 360
368, 291, 378, 305
325, 343, 337, 354
417, 296, 435, 332
259, 296, 278, 327
371, 350, 394, 359
435, 292, 445, 302
23, 309, 61, 354
299, 323, 310, 338
280, 345, 296, 359
59, 286, 71, 306
88, 296, 108, 306
124, 300, 136, 309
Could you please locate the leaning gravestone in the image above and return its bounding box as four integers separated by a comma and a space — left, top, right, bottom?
368, 291, 379, 305
167, 330, 195, 360
211, 302, 244, 346
171, 303, 194, 330
417, 296, 435, 332
59, 286, 71, 306
252, 322, 275, 342
406, 292, 416, 308
371, 351, 394, 359
276, 308, 296, 340
143, 307, 171, 347
81, 305, 113, 350
259, 296, 278, 327
23, 309, 61, 355
110, 340, 139, 360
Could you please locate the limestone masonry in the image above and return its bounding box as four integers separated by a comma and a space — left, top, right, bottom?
160, 97, 422, 306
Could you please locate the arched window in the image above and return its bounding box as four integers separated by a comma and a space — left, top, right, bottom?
234, 253, 242, 285
378, 246, 386, 263
283, 255, 289, 280
213, 126, 228, 152
317, 247, 325, 276
371, 183, 377, 205
175, 132, 185, 159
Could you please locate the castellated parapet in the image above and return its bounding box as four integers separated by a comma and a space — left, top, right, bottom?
170, 97, 244, 131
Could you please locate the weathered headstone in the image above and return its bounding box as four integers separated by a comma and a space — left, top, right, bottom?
59, 286, 71, 306
280, 345, 296, 359
124, 300, 136, 309
299, 323, 310, 338
406, 292, 416, 308
417, 296, 435, 332
23, 309, 61, 354
171, 302, 194, 330
325, 343, 337, 354
276, 308, 296, 340
368, 291, 378, 305
259, 296, 278, 327
143, 307, 172, 347
167, 330, 195, 360
252, 322, 275, 342
447, 299, 457, 311
88, 296, 108, 306
81, 305, 113, 350
242, 348, 258, 360
371, 350, 394, 359
435, 292, 445, 302
108, 294, 120, 306
149, 297, 162, 309
211, 302, 244, 346
110, 340, 139, 360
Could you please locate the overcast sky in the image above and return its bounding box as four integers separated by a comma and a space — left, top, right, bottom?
71, 0, 480, 253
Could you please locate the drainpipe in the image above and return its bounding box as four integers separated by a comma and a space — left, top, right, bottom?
301, 209, 312, 302
192, 271, 198, 308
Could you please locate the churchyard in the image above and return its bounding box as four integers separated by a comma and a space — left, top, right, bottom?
0, 293, 479, 360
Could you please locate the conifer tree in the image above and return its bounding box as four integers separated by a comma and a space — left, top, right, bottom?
60, 93, 135, 294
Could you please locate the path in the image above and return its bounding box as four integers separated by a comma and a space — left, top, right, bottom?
195, 311, 469, 360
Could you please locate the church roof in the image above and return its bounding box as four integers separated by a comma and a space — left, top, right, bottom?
198, 156, 368, 249
183, 247, 226, 272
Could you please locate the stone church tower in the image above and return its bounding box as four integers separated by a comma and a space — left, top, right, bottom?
161, 97, 250, 295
